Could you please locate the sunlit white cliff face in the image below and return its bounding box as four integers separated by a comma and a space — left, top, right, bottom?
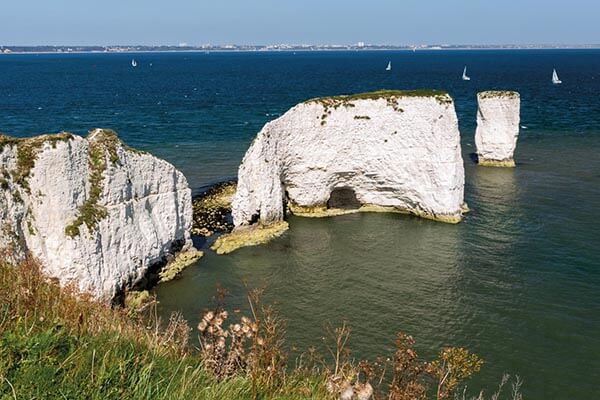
232, 90, 466, 231
475, 91, 520, 167
0, 129, 194, 301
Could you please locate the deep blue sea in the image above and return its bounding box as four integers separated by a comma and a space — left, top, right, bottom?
1, 50, 599, 399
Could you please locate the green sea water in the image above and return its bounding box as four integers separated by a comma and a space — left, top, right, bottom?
156, 138, 600, 399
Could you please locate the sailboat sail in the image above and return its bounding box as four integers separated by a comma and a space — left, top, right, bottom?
385, 61, 392, 71
552, 69, 562, 84
462, 66, 470, 81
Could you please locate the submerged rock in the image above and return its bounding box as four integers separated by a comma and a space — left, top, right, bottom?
211, 221, 289, 255
221, 90, 466, 253
191, 181, 236, 237
158, 248, 203, 282
0, 129, 196, 301
475, 91, 520, 167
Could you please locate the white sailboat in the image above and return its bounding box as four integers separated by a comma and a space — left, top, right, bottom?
462, 66, 471, 81
131, 59, 138, 67
552, 68, 562, 84
385, 61, 392, 71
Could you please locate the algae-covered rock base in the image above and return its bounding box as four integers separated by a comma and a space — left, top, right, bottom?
158, 248, 203, 282
211, 221, 289, 254
288, 201, 463, 223
476, 158, 517, 168
0, 129, 197, 301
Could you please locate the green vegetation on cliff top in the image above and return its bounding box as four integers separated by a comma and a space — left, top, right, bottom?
0, 129, 148, 238
306, 90, 452, 126
307, 89, 452, 105
478, 90, 520, 99
0, 132, 74, 192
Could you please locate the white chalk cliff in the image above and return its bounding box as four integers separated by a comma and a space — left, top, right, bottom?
475, 91, 520, 167
0, 129, 195, 301
231, 90, 466, 234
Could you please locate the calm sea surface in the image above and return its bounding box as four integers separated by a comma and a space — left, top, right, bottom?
1, 50, 599, 398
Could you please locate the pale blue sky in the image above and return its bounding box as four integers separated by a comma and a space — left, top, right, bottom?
1, 0, 598, 45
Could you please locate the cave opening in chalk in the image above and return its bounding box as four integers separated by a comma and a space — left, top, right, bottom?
249, 213, 260, 224
327, 187, 361, 209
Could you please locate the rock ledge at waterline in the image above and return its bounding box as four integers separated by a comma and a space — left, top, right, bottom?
0, 129, 200, 301
213, 90, 466, 254
475, 91, 520, 167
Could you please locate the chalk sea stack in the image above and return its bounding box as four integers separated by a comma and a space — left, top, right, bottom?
0, 129, 199, 301
213, 90, 466, 254
475, 91, 520, 167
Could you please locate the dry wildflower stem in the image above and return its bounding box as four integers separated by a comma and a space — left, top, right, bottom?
430, 347, 483, 399
196, 286, 288, 398
195, 288, 512, 400
456, 373, 524, 400
387, 332, 431, 400
197, 306, 258, 380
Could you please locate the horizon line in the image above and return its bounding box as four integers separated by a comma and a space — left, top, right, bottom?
2, 43, 600, 48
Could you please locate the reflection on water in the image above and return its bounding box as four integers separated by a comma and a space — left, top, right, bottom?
466, 160, 522, 273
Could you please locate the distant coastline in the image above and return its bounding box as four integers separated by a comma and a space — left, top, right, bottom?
2, 43, 600, 55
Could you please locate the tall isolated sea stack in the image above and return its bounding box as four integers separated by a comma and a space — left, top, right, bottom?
0, 129, 198, 301
214, 90, 466, 254
475, 91, 520, 167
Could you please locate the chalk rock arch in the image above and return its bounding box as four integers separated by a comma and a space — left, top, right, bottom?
232, 90, 466, 230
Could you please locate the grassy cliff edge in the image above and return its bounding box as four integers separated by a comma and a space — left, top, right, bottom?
0, 258, 522, 400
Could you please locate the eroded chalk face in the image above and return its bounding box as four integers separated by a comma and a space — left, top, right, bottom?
475, 91, 520, 167
231, 90, 466, 229
0, 129, 195, 301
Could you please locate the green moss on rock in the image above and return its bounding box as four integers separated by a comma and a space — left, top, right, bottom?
12, 191, 22, 204
478, 91, 519, 99
27, 219, 36, 236
211, 221, 289, 255
124, 290, 151, 310
288, 201, 463, 224
308, 89, 452, 107
0, 134, 19, 150
0, 133, 74, 193
64, 129, 123, 238
477, 158, 516, 167
0, 129, 147, 239
307, 90, 452, 123
158, 249, 203, 282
